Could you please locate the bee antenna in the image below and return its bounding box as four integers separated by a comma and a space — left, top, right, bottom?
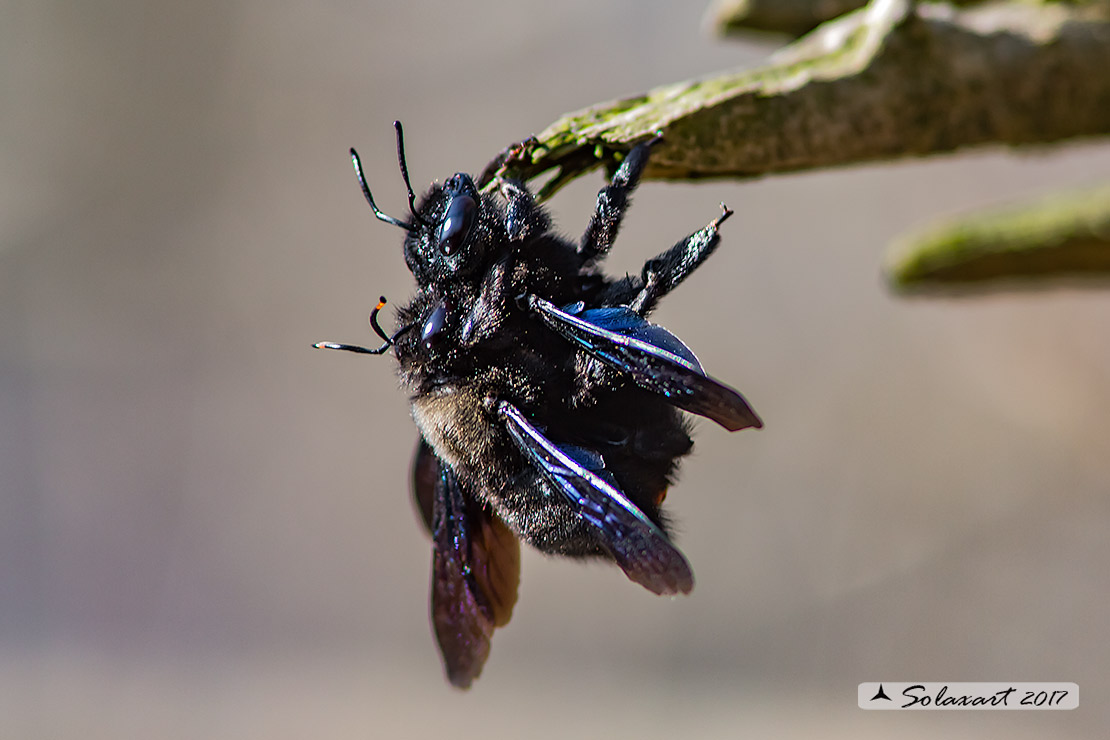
350, 147, 415, 232
393, 120, 430, 227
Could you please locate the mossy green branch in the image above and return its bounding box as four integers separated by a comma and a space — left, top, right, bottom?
479, 0, 1110, 200
886, 185, 1110, 291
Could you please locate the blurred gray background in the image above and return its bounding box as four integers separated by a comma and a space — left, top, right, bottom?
3, 1, 1109, 737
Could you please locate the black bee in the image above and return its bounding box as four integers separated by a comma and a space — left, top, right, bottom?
316, 122, 761, 688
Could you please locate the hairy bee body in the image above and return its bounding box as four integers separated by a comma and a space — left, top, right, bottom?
392, 212, 691, 556
317, 124, 760, 687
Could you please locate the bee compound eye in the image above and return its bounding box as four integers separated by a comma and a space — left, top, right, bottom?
437, 194, 476, 255
421, 301, 448, 347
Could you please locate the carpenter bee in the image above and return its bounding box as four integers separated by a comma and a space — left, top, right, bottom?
315, 122, 761, 688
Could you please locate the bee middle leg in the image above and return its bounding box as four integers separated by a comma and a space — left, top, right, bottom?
577, 135, 661, 263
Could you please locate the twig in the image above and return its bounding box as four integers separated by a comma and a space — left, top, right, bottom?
479, 0, 1110, 200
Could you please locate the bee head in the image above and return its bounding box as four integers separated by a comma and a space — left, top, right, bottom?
402, 172, 496, 285
350, 122, 498, 288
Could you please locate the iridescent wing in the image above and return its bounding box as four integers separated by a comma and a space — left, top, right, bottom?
413, 441, 520, 688
498, 400, 693, 596
411, 438, 437, 534
525, 296, 762, 432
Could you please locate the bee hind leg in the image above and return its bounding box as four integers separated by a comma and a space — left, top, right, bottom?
626, 203, 733, 316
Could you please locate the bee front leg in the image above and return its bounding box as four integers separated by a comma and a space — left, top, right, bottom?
497, 178, 549, 244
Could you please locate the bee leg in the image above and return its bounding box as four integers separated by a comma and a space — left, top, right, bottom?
497, 178, 549, 244
577, 134, 662, 263
626, 204, 733, 316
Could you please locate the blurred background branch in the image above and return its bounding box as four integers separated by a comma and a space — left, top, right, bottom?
887, 184, 1110, 290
